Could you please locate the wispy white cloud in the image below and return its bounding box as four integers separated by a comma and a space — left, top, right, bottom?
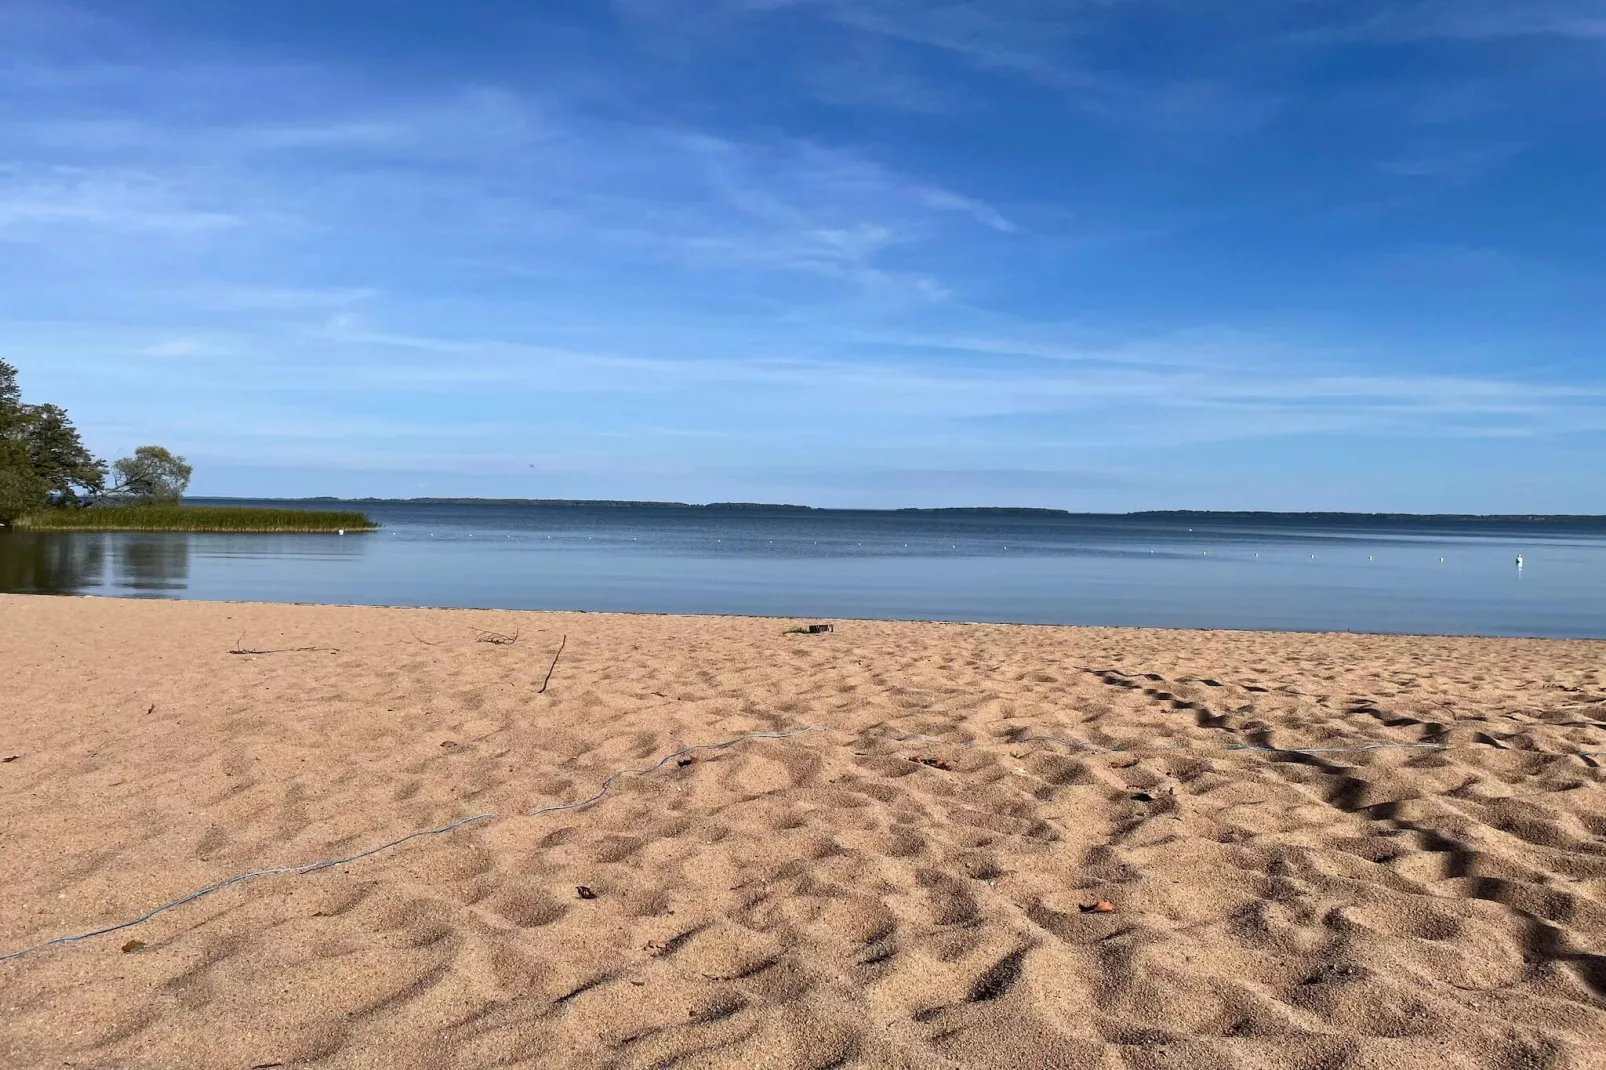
798, 44, 958, 113
862, 327, 1289, 371
22, 314, 1604, 447
0, 165, 239, 233
813, 0, 1087, 85
137, 336, 230, 358
182, 286, 381, 311
618, 0, 1282, 133
0, 39, 1011, 299
1377, 141, 1526, 181
1299, 1, 1606, 43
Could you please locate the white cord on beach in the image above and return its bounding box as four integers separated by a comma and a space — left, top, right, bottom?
0, 727, 829, 964
0, 812, 499, 964
0, 723, 1586, 963
1223, 742, 1445, 754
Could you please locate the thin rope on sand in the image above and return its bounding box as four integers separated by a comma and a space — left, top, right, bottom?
0, 812, 499, 963
1223, 742, 1446, 754
2, 724, 1594, 963
894, 732, 1447, 756
0, 726, 828, 964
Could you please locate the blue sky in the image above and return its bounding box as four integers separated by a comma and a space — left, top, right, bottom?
1, 0, 1602, 510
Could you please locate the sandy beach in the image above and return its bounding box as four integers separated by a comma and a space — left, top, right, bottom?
2, 593, 1604, 1069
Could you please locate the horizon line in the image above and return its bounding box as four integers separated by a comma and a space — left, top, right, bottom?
187, 496, 1606, 522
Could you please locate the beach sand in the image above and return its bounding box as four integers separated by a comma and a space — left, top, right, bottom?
2, 594, 1605, 1069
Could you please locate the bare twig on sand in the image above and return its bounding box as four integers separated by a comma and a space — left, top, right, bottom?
228, 634, 338, 656
1422, 697, 1462, 723
406, 625, 443, 647
229, 647, 338, 655
538, 635, 567, 695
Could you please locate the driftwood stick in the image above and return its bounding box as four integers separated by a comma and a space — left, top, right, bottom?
407, 625, 443, 647
229, 633, 337, 655
538, 635, 567, 695
229, 647, 338, 655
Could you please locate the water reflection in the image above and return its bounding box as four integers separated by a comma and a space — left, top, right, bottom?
0, 532, 107, 593
112, 534, 190, 594
0, 530, 352, 600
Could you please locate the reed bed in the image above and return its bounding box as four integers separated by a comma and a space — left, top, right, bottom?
16, 505, 377, 533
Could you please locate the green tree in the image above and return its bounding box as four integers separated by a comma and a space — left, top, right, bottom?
0, 360, 107, 524
23, 404, 106, 505
110, 445, 193, 503
0, 359, 19, 413
0, 443, 45, 525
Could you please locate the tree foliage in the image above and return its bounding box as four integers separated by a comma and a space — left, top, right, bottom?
111, 445, 193, 503
0, 361, 108, 524
24, 403, 106, 503
0, 442, 46, 525
0, 360, 19, 411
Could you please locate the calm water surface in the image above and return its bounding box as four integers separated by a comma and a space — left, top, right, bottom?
3, 501, 1604, 638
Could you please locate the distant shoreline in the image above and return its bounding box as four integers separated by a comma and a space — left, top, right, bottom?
190, 496, 1606, 523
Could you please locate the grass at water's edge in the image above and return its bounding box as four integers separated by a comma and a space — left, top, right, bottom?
13, 505, 377, 533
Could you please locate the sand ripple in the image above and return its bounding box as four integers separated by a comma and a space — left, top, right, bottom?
2, 596, 1604, 1068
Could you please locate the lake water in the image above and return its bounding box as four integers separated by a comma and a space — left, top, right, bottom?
2, 500, 1604, 638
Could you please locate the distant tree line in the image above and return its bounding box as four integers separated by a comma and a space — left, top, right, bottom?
0, 360, 193, 525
